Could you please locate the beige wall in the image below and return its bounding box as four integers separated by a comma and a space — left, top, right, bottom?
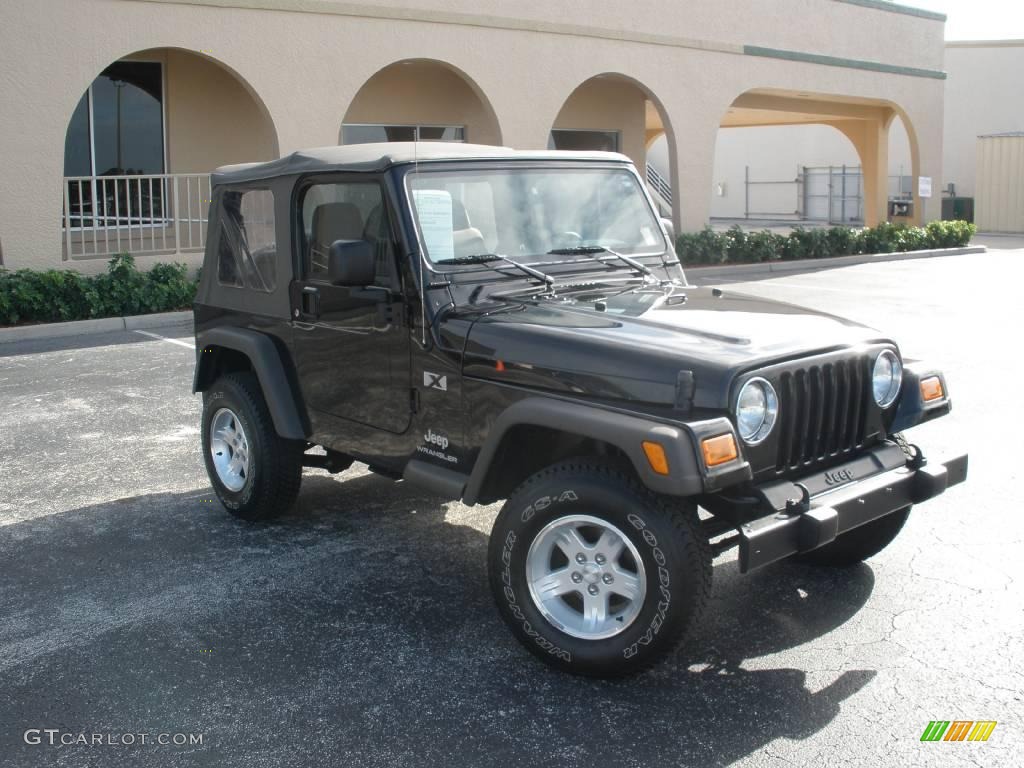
943, 41, 1024, 198
0, 0, 948, 271
681, 40, 1024, 225
342, 61, 501, 145
975, 134, 1024, 233
552, 79, 648, 169
163, 48, 278, 173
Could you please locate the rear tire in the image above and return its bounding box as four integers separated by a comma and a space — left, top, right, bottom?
201, 372, 303, 521
487, 460, 711, 677
794, 507, 911, 567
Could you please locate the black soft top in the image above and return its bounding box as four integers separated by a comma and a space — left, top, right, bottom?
211, 142, 633, 186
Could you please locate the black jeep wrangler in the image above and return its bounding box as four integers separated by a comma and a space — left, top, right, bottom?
193, 143, 967, 676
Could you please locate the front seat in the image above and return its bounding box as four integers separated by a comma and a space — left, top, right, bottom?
310, 202, 364, 273
451, 199, 486, 258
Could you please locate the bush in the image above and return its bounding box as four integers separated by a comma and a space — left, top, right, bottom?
926, 219, 975, 248
0, 253, 198, 326
675, 220, 975, 267
675, 226, 728, 265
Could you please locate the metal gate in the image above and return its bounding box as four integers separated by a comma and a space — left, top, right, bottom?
708, 164, 915, 224
802, 165, 864, 224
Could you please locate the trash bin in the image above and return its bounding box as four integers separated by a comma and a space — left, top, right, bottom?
941, 197, 974, 223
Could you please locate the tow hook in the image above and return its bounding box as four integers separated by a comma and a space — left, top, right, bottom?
785, 483, 811, 516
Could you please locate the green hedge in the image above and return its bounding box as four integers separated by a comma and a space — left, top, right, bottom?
676, 220, 976, 266
0, 254, 198, 326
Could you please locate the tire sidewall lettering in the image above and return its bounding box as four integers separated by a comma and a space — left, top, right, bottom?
501, 512, 572, 663
623, 511, 673, 661
521, 489, 577, 523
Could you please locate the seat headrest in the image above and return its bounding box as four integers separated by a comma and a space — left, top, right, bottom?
312, 202, 364, 245
451, 199, 471, 230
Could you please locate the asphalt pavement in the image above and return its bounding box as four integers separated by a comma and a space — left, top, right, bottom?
1, 249, 1022, 767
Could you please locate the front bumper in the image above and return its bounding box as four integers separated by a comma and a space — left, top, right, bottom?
738, 443, 968, 572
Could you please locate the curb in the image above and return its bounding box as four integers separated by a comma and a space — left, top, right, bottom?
685, 245, 987, 281
0, 310, 192, 345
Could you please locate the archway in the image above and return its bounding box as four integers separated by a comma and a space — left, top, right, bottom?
341, 59, 502, 146
549, 74, 676, 219
710, 89, 921, 227
62, 48, 279, 259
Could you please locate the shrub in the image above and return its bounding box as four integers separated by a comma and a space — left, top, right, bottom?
825, 226, 857, 256
782, 227, 831, 261
862, 222, 900, 254
926, 219, 975, 248
674, 220, 975, 267
746, 230, 787, 263
894, 225, 930, 252
675, 227, 728, 265
0, 253, 198, 326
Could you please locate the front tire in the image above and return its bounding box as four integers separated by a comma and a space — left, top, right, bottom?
201, 372, 303, 521
794, 507, 911, 567
487, 460, 711, 677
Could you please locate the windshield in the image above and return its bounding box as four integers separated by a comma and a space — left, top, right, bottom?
407, 166, 666, 265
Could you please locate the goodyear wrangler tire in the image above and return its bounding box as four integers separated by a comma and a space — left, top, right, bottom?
201, 372, 303, 522
487, 460, 711, 677
794, 506, 911, 567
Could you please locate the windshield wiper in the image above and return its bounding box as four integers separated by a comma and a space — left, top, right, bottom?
435, 253, 555, 290
546, 245, 656, 279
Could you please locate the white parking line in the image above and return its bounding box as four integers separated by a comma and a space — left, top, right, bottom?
133, 330, 195, 349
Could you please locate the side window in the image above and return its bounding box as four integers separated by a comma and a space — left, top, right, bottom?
216, 189, 277, 291
301, 181, 394, 287
216, 224, 242, 287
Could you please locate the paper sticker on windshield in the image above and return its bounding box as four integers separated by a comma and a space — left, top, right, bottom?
412, 189, 455, 262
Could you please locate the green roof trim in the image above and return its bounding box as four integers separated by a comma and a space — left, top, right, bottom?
743, 45, 947, 80
834, 0, 947, 22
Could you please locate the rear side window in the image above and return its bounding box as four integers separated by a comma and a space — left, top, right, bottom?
216, 189, 277, 291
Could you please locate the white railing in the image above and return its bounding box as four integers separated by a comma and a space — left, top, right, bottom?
62, 174, 212, 260
646, 163, 673, 206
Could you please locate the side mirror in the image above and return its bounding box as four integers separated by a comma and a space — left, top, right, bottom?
660, 217, 676, 242
328, 239, 376, 286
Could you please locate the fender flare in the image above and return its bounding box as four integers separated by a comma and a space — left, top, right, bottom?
194, 327, 309, 440
461, 397, 748, 504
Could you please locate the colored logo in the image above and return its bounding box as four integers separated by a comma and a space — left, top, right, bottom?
920, 721, 997, 742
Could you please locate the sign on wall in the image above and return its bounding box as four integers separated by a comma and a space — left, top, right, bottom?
918, 176, 933, 199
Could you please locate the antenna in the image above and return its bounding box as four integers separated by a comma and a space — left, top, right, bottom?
412, 134, 428, 347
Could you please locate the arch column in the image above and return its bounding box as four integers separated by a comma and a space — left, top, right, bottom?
832, 115, 891, 227
661, 101, 722, 233
903, 105, 941, 225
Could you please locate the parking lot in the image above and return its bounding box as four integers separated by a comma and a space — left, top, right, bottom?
1, 250, 1022, 767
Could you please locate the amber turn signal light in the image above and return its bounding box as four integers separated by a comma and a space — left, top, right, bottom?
702, 434, 738, 468
641, 441, 670, 476
920, 376, 944, 402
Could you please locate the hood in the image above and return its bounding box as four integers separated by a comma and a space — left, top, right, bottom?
459, 284, 892, 411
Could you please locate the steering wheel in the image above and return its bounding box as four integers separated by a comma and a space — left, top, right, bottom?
551, 231, 583, 249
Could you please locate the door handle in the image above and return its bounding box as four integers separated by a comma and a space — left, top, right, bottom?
301, 286, 320, 318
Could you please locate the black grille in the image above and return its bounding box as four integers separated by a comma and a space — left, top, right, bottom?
774, 355, 872, 473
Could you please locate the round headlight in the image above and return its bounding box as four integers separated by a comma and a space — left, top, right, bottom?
872, 350, 903, 408
736, 378, 779, 445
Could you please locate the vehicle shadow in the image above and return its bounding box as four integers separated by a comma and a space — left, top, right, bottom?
0, 473, 875, 768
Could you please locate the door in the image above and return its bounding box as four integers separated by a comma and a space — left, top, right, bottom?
291, 177, 412, 434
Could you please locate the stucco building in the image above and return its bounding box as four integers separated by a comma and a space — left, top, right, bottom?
664, 38, 1022, 227
0, 0, 949, 272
